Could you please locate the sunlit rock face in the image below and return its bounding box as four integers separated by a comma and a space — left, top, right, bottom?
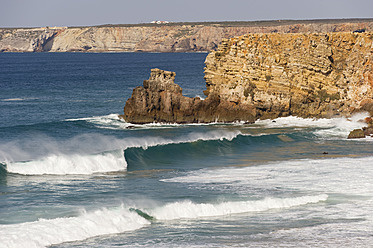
204, 32, 373, 119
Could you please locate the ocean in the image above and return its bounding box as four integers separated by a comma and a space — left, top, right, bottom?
0, 52, 372, 248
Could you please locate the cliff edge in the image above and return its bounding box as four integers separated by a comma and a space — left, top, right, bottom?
123, 32, 373, 123
2, 19, 373, 53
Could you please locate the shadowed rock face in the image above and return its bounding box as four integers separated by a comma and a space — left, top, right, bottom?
122, 69, 256, 124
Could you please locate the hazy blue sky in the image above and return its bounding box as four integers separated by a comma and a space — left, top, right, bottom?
1, 0, 372, 28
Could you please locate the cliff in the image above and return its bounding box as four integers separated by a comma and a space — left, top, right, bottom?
123, 32, 373, 123
1, 19, 373, 53
204, 32, 373, 119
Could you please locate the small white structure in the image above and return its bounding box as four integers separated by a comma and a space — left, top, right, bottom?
150, 21, 170, 24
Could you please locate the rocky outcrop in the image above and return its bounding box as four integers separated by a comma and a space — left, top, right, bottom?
122, 68, 256, 123
123, 32, 373, 124
2, 19, 373, 53
348, 117, 373, 138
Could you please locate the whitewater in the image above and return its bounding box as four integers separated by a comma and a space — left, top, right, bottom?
1, 53, 372, 248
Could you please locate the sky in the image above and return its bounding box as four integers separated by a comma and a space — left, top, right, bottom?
1, 0, 372, 28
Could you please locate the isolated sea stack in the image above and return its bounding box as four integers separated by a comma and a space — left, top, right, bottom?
122, 32, 373, 124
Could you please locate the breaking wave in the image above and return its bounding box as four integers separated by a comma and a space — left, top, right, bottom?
0, 194, 327, 248
0, 206, 150, 248
1, 130, 241, 175
5, 150, 126, 175
3, 113, 370, 176
149, 194, 328, 220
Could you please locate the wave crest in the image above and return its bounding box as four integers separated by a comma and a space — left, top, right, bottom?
5, 150, 126, 175
0, 206, 149, 248
150, 194, 328, 220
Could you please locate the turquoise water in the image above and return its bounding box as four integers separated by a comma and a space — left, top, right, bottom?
0, 53, 373, 247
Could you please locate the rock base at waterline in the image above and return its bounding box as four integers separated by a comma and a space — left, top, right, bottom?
121, 69, 256, 124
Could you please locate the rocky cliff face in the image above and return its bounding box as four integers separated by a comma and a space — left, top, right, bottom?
2, 20, 373, 52
123, 32, 373, 123
204, 32, 373, 119
0, 27, 62, 52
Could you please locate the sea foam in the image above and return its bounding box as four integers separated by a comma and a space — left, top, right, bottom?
255, 113, 369, 138
0, 206, 150, 248
163, 156, 373, 196
149, 194, 328, 220
5, 150, 126, 175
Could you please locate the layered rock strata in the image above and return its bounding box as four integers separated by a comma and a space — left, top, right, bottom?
123, 32, 373, 123
2, 19, 373, 53
204, 32, 373, 119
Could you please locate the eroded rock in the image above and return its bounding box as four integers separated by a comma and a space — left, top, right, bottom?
348, 129, 366, 139
121, 69, 256, 123
204, 32, 373, 119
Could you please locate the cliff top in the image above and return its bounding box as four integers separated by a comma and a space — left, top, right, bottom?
2, 18, 373, 30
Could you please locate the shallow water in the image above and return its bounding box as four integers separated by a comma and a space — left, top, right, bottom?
0, 53, 372, 247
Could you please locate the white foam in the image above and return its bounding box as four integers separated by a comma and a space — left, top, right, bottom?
255, 116, 335, 128
66, 114, 244, 130
65, 114, 136, 130
111, 130, 242, 150
255, 113, 368, 128
0, 206, 150, 248
314, 113, 369, 139
254, 113, 370, 139
5, 150, 126, 175
163, 156, 373, 195
150, 195, 328, 220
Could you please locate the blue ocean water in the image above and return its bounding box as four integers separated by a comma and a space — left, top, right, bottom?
0, 53, 373, 248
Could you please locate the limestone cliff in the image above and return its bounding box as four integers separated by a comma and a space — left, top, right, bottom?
1, 19, 373, 53
0, 27, 63, 52
123, 32, 373, 123
204, 32, 373, 119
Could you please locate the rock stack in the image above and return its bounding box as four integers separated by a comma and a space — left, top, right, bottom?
121, 68, 256, 123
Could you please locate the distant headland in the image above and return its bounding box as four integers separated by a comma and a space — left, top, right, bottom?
1, 18, 373, 53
